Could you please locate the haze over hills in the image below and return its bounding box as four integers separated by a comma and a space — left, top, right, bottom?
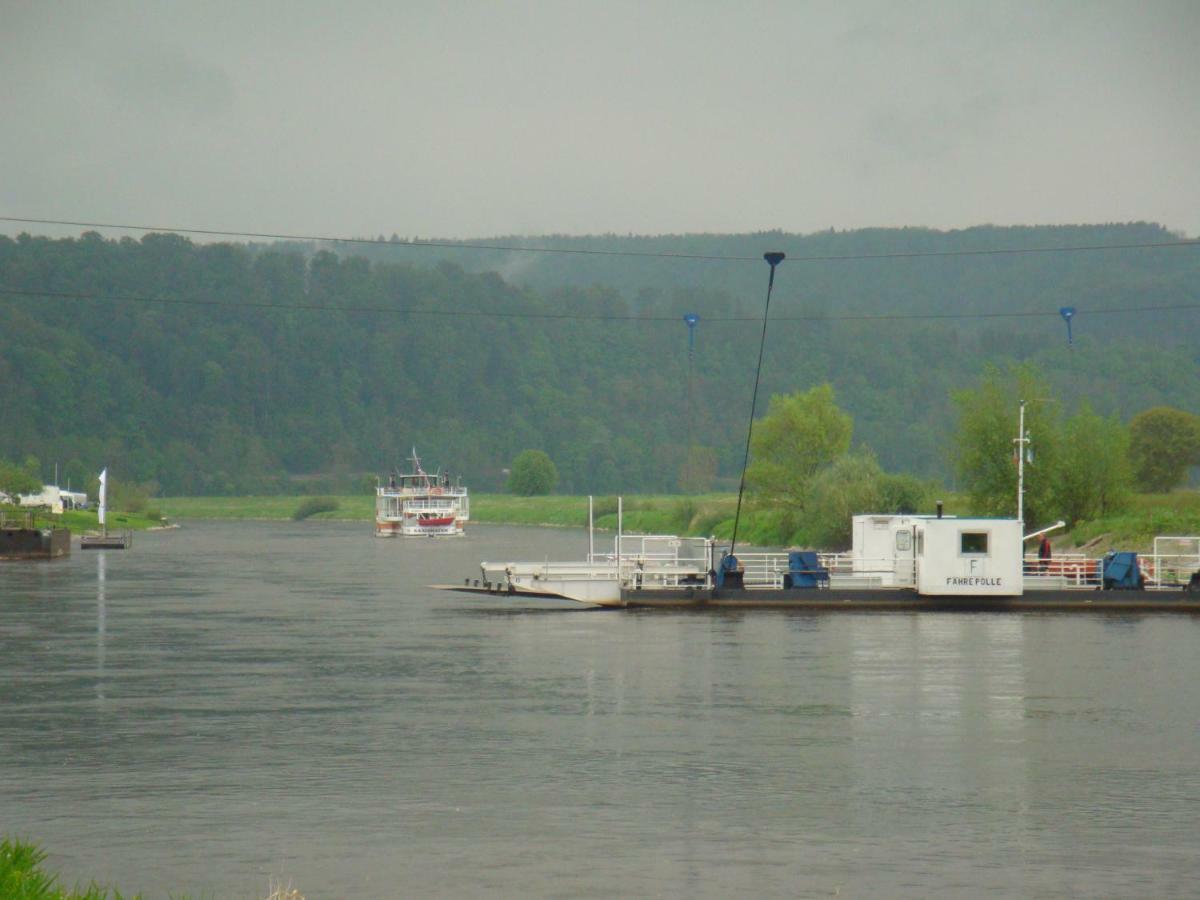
1, 223, 1197, 496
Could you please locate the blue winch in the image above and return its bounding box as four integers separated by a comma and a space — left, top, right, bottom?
784, 550, 830, 589
715, 553, 744, 589
1101, 551, 1145, 590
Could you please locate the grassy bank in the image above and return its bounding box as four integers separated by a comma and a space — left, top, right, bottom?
154, 493, 741, 532
153, 491, 1200, 552
1, 506, 166, 533
1064, 492, 1200, 550
156, 494, 372, 520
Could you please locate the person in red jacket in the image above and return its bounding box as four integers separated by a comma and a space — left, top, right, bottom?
1038, 535, 1052, 573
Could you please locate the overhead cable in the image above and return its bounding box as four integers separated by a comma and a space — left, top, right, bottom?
1, 216, 1197, 264
1, 286, 1197, 323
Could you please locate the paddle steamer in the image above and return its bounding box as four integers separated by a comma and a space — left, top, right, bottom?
375, 450, 469, 537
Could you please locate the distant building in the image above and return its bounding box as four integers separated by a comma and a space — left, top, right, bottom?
16, 486, 89, 514
61, 489, 88, 509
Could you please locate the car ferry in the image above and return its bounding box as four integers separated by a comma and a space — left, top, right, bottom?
436, 499, 1200, 613
375, 450, 469, 537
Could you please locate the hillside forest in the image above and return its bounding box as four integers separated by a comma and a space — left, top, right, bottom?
1, 223, 1198, 504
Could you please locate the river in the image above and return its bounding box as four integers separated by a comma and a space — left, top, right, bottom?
2, 520, 1198, 898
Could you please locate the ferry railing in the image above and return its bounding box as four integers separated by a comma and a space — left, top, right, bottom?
608, 535, 712, 588
724, 552, 912, 589
401, 497, 464, 513
0, 508, 62, 530
1020, 546, 1200, 591
379, 485, 468, 498
819, 553, 907, 588
732, 552, 791, 588
1148, 537, 1200, 590
1022, 553, 1100, 589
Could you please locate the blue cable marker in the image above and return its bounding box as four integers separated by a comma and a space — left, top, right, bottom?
683, 313, 699, 355
1059, 306, 1076, 345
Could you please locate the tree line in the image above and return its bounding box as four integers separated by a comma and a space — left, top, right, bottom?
1, 225, 1198, 500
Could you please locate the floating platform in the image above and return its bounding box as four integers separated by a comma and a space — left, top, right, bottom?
81, 529, 132, 550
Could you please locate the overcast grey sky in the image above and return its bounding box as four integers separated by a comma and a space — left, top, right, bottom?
3, 1, 1198, 241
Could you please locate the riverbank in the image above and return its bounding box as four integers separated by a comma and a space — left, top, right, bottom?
155, 493, 738, 533
152, 492, 1200, 553
0, 506, 166, 533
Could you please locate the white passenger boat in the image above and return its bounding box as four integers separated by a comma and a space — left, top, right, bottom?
375, 450, 469, 537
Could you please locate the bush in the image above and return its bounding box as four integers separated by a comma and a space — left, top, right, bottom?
292, 497, 339, 520
107, 478, 157, 515
507, 450, 558, 496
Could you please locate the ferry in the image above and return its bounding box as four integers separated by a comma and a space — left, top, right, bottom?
436, 251, 1199, 612
375, 450, 469, 537
436, 499, 1200, 613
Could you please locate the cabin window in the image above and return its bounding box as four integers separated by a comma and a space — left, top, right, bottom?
960, 531, 989, 555
895, 530, 911, 552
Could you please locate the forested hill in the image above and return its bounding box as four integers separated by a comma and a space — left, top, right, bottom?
1, 224, 1198, 496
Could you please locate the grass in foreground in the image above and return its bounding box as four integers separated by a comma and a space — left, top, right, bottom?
0, 836, 141, 899
0, 837, 304, 900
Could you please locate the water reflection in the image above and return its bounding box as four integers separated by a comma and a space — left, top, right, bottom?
96, 551, 106, 702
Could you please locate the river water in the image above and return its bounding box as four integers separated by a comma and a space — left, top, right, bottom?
2, 520, 1199, 898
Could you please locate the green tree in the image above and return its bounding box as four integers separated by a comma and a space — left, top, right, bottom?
745, 383, 852, 512
0, 458, 41, 501
878, 472, 933, 515
108, 477, 151, 514
801, 450, 885, 549
1128, 406, 1200, 492
508, 450, 558, 496
952, 364, 1058, 527
1053, 404, 1132, 524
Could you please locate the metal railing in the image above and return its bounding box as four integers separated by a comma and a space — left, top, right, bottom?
1147, 537, 1200, 590
1022, 554, 1101, 589
1021, 543, 1200, 590
0, 508, 61, 530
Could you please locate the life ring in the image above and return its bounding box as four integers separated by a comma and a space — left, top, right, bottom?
431, 487, 443, 495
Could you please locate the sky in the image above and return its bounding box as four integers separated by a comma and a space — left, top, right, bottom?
2, 1, 1199, 242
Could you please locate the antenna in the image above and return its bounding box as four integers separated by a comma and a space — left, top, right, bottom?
1014, 401, 1030, 525
729, 252, 786, 557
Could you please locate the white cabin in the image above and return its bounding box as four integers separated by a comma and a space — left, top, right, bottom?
851, 513, 1023, 596
850, 514, 944, 587
914, 517, 1023, 596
